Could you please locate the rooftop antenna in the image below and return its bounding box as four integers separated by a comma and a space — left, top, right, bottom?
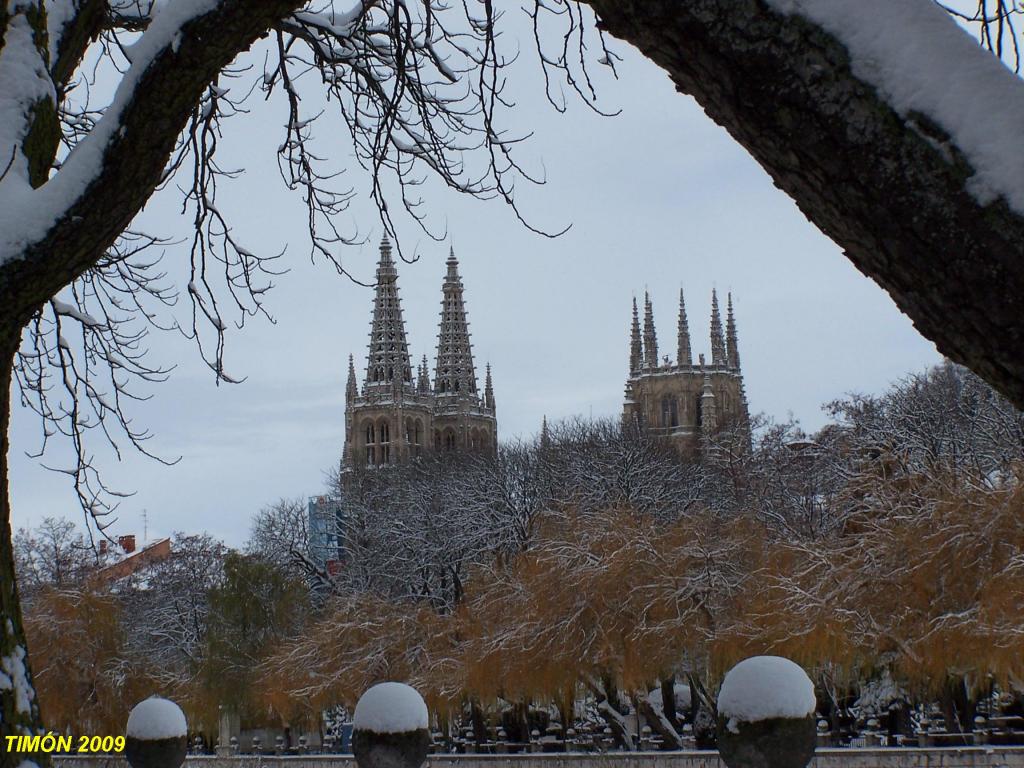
141, 509, 148, 545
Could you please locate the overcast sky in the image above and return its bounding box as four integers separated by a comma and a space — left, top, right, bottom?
8, 8, 942, 546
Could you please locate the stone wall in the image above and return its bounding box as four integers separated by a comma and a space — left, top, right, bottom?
55, 747, 1024, 768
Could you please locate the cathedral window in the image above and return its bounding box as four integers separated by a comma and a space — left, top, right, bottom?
443, 429, 456, 451
365, 422, 376, 465
662, 396, 679, 428
380, 421, 390, 464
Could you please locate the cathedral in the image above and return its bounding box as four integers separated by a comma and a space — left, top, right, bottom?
343, 235, 497, 467
623, 288, 749, 455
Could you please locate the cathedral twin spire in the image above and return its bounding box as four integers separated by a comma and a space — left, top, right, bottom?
434, 247, 478, 397
629, 287, 741, 373
364, 234, 413, 389
358, 236, 488, 404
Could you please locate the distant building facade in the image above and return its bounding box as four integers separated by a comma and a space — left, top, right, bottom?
343, 235, 497, 468
623, 288, 749, 455
94, 536, 172, 585
308, 495, 343, 572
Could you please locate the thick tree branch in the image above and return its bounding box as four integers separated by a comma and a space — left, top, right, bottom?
0, 0, 303, 341
584, 0, 1024, 408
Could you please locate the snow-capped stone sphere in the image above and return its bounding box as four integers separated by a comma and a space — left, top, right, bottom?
354, 682, 429, 733
716, 656, 816, 768
353, 683, 430, 768
127, 697, 188, 740
125, 696, 188, 768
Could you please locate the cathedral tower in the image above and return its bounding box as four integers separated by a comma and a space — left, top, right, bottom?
344, 238, 497, 467
622, 288, 749, 456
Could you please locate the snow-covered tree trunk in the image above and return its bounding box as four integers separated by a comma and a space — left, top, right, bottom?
585, 0, 1024, 409
0, 335, 46, 766
635, 691, 683, 750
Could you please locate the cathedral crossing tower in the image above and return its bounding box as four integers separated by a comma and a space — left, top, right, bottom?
344, 237, 497, 467
623, 288, 749, 455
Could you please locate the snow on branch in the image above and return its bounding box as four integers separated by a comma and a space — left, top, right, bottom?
768, 0, 1024, 214
0, 0, 223, 267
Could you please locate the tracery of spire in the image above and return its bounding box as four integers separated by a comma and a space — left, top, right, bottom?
346, 354, 358, 402
726, 292, 741, 371
364, 234, 413, 388
629, 297, 642, 375
677, 287, 692, 367
709, 288, 726, 366
643, 291, 659, 369
434, 247, 478, 397
484, 363, 495, 410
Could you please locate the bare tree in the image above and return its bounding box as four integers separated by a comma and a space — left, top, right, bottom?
118, 533, 228, 695
248, 498, 337, 595
13, 517, 98, 599
544, 416, 705, 521
825, 361, 1024, 483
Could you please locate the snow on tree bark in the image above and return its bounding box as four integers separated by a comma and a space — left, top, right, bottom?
636, 689, 683, 750
583, 0, 1024, 409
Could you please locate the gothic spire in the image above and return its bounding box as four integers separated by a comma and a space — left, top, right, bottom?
540, 414, 550, 448
364, 234, 413, 389
710, 288, 726, 366
484, 363, 495, 410
629, 297, 642, 375
677, 287, 692, 367
726, 292, 741, 370
346, 353, 358, 402
643, 291, 659, 369
434, 247, 478, 397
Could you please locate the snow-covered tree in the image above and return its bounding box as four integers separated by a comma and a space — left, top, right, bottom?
117, 533, 228, 715
825, 361, 1024, 483
248, 498, 337, 595
13, 516, 98, 598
